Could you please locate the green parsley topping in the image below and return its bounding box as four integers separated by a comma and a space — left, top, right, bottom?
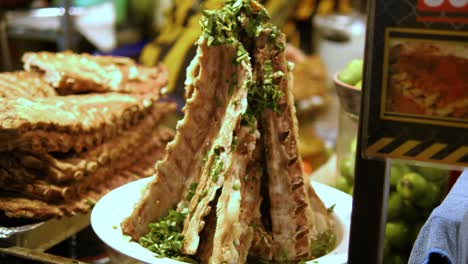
309, 230, 337, 257
210, 153, 224, 182
200, 0, 285, 122
241, 112, 257, 127
186, 182, 199, 202
139, 208, 189, 259
232, 183, 241, 190
201, 0, 269, 46
247, 59, 284, 116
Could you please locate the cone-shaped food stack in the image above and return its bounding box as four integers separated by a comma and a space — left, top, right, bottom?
121, 1, 334, 263
0, 53, 174, 220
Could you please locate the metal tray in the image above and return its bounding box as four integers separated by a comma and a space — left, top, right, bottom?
0, 212, 90, 251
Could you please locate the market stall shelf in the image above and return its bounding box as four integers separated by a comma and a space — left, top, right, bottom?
0, 213, 89, 251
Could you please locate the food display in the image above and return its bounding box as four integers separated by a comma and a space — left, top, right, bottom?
338, 137, 449, 262
121, 1, 336, 263
0, 52, 174, 220
386, 41, 468, 119
335, 59, 450, 263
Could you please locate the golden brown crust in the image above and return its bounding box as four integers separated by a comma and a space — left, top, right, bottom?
5, 102, 175, 184
0, 127, 174, 203
0, 133, 171, 220
0, 71, 57, 99
23, 51, 168, 95
0, 93, 158, 153
256, 32, 333, 261
121, 38, 252, 241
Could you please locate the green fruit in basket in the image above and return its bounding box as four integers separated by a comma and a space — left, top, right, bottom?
347, 185, 354, 195
338, 59, 364, 85
389, 255, 406, 264
385, 222, 410, 252
354, 80, 362, 89
401, 199, 420, 224
397, 172, 429, 200
415, 166, 448, 183
390, 164, 410, 188
387, 192, 404, 221
340, 156, 355, 181
350, 138, 357, 153
336, 176, 351, 193
414, 183, 441, 210
383, 239, 391, 260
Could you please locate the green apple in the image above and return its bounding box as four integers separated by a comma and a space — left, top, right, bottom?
349, 138, 357, 153
415, 166, 448, 183
401, 199, 420, 223
385, 222, 410, 252
336, 176, 350, 193
414, 183, 441, 210
397, 172, 429, 200
389, 164, 410, 188
387, 192, 404, 221
354, 80, 362, 89
339, 156, 355, 182
390, 255, 406, 264
338, 59, 364, 86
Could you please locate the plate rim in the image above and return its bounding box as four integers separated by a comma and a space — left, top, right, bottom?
91, 176, 352, 264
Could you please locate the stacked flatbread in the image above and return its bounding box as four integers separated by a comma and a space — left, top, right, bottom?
0, 53, 175, 220
122, 1, 335, 263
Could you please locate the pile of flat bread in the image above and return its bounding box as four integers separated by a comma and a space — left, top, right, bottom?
122, 1, 335, 263
0, 52, 175, 220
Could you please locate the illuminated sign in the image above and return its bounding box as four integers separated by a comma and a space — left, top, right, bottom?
417, 0, 468, 22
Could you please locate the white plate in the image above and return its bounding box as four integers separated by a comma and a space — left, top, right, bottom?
91, 176, 352, 264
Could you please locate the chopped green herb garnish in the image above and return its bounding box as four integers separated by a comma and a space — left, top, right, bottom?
200, 0, 285, 120
327, 204, 336, 213
232, 183, 241, 190
139, 208, 189, 259
186, 182, 198, 202
201, 0, 269, 47
85, 199, 95, 207
241, 112, 257, 127
235, 45, 249, 64
310, 230, 337, 257
210, 154, 224, 182
247, 59, 284, 116
232, 98, 240, 108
